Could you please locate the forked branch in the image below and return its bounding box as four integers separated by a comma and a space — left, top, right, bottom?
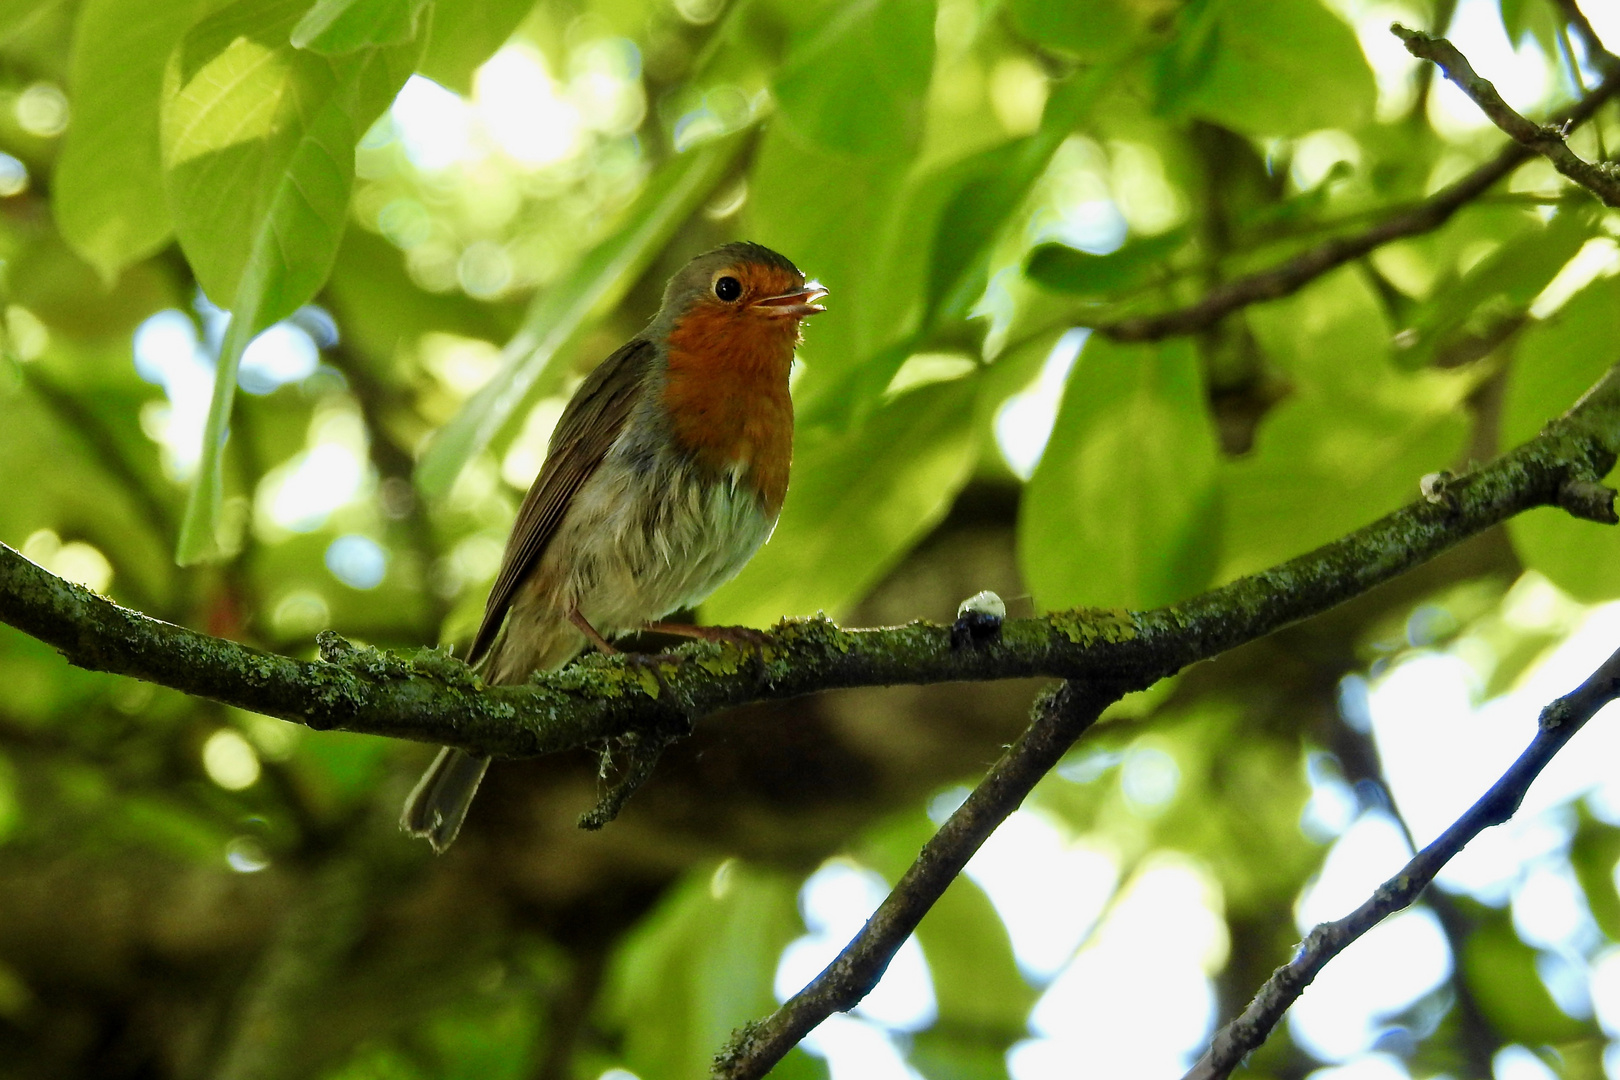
1185, 642, 1620, 1080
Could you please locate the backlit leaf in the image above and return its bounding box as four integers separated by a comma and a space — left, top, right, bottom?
291, 0, 431, 55
165, 0, 419, 562
53, 0, 206, 278
414, 130, 748, 499
1173, 0, 1375, 136
1020, 335, 1221, 611
1501, 275, 1620, 600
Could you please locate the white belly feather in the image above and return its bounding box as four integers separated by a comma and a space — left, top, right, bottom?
484, 441, 778, 682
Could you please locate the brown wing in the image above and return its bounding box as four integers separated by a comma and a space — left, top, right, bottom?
464, 338, 658, 667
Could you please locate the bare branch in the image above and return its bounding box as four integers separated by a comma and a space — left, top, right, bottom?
1396, 24, 1620, 207
1185, 641, 1620, 1080
1096, 68, 1620, 343
1551, 0, 1620, 75
713, 679, 1124, 1079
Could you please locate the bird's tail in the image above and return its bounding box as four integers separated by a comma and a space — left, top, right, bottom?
400, 747, 491, 854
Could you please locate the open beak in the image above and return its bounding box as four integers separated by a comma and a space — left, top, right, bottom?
753, 281, 829, 318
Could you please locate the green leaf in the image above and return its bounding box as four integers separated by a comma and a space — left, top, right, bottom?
1501, 275, 1620, 601
291, 0, 430, 55
1150, 0, 1223, 114
703, 377, 981, 627
163, 0, 420, 562
749, 0, 936, 421
1392, 207, 1597, 368
0, 0, 70, 48
1571, 806, 1620, 942
771, 0, 934, 157
416, 0, 533, 94
1174, 0, 1375, 136
413, 131, 747, 499
816, 70, 1111, 416
1222, 270, 1472, 579
1025, 230, 1189, 297
52, 0, 206, 279
923, 71, 1107, 328
1009, 0, 1141, 60
601, 863, 803, 1080
1463, 916, 1588, 1043
1020, 335, 1221, 611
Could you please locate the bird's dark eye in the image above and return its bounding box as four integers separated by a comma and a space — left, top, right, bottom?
714, 275, 742, 302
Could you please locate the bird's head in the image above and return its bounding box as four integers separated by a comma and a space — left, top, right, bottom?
654, 242, 827, 357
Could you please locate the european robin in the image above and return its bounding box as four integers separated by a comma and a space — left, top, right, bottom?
402, 242, 826, 852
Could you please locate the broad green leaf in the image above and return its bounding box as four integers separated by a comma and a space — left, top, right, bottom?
1464, 917, 1588, 1043
815, 70, 1110, 418
1009, 0, 1141, 60
771, 0, 934, 158
291, 0, 430, 54
0, 0, 70, 50
1025, 229, 1190, 297
1571, 807, 1620, 942
1392, 206, 1596, 369
1150, 0, 1223, 116
748, 129, 913, 421
1223, 270, 1472, 578
53, 0, 207, 279
164, 0, 420, 562
601, 863, 803, 1080
1174, 0, 1375, 136
1499, 0, 1561, 65
923, 71, 1107, 328
1501, 275, 1620, 601
416, 0, 533, 94
1020, 335, 1221, 611
703, 377, 981, 627
1501, 0, 1531, 38
413, 131, 748, 499
750, 0, 934, 419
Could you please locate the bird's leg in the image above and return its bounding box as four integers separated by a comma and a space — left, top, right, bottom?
569, 606, 618, 655
642, 621, 772, 650
573, 606, 682, 699
643, 621, 774, 691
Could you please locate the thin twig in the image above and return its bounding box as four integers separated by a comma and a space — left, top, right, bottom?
1551, 0, 1620, 74
713, 679, 1125, 1079
1184, 642, 1620, 1080
1395, 25, 1620, 207
1407, 0, 1458, 125
1095, 67, 1620, 342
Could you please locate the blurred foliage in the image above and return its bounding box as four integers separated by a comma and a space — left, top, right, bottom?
4, 0, 1620, 1077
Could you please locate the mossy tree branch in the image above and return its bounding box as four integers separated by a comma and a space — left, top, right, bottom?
707, 371, 1620, 1072
2, 367, 1619, 761
4, 366, 1620, 1080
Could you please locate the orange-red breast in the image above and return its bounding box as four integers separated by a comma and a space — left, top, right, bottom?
402, 242, 826, 852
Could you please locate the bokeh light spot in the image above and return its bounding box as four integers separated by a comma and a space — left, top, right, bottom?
202, 730, 261, 791
325, 535, 388, 590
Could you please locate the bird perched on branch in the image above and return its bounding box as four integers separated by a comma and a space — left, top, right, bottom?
403, 242, 827, 852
